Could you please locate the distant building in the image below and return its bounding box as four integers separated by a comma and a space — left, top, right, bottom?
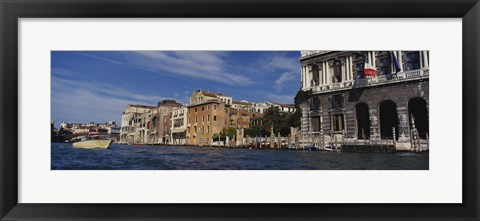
300, 51, 429, 150
190, 90, 232, 105
59, 120, 120, 142
250, 102, 296, 114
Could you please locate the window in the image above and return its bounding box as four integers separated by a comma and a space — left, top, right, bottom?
310, 97, 320, 110
331, 95, 344, 109
355, 62, 365, 79
202, 115, 205, 122
333, 60, 342, 82
332, 114, 344, 131
213, 105, 216, 110
214, 116, 217, 121
404, 51, 420, 71
202, 107, 204, 111
377, 52, 392, 75
207, 126, 210, 134
207, 115, 210, 122
312, 64, 320, 86
195, 108, 197, 112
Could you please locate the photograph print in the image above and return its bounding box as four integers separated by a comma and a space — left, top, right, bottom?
51, 51, 429, 170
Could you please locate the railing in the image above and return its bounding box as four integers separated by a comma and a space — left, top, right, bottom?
308, 68, 428, 92
331, 82, 342, 89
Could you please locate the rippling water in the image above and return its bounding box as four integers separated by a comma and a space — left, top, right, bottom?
51, 143, 428, 170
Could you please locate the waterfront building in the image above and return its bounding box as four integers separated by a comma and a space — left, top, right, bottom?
120, 104, 155, 144
299, 51, 429, 151
170, 106, 188, 145
186, 101, 229, 146
120, 100, 182, 145
148, 100, 182, 144
227, 106, 251, 129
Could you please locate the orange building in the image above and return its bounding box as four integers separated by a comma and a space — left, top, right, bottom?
186, 101, 230, 146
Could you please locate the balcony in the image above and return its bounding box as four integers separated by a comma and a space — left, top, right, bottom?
307, 68, 428, 93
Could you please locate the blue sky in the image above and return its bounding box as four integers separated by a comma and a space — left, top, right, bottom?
51, 51, 301, 126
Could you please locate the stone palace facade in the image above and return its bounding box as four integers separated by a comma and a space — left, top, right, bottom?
300, 51, 429, 151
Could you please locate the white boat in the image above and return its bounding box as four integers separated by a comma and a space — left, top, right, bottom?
72, 132, 112, 149
323, 143, 336, 152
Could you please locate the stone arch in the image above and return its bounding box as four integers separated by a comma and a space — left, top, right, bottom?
379, 100, 399, 140
355, 102, 370, 139
408, 97, 429, 139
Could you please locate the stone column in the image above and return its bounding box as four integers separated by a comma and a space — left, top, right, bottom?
398, 51, 403, 72
369, 108, 379, 140
322, 62, 326, 85
348, 56, 353, 81
307, 65, 312, 88
345, 57, 349, 81
340, 57, 346, 83
396, 106, 410, 142
372, 51, 376, 67
419, 51, 424, 69
423, 51, 429, 68
301, 66, 305, 88
326, 60, 332, 85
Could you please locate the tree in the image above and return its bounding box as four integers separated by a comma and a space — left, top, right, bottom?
222, 127, 237, 138
294, 88, 313, 108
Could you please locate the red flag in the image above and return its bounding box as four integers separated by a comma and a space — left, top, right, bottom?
364, 61, 377, 77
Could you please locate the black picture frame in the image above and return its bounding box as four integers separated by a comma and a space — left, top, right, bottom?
1, 0, 479, 220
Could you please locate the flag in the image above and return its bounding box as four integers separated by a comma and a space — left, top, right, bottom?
364, 59, 377, 77
392, 51, 402, 73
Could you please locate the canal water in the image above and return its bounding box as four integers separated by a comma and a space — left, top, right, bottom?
51, 143, 429, 170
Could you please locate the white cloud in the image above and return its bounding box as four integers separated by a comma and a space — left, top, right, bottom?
52, 68, 76, 76
77, 52, 124, 65
51, 76, 173, 123
264, 55, 300, 73
274, 72, 296, 91
125, 51, 254, 86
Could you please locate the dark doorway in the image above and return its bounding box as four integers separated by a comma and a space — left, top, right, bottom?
379, 100, 399, 140
408, 98, 429, 139
355, 103, 370, 139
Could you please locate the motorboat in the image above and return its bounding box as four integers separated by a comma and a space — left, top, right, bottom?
323, 143, 338, 152
72, 132, 112, 149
